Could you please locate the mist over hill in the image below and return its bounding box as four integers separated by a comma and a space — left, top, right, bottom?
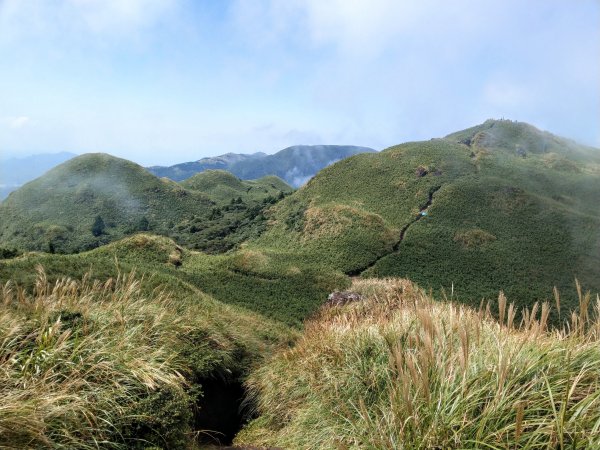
1, 119, 598, 313
0, 153, 292, 253
148, 145, 376, 187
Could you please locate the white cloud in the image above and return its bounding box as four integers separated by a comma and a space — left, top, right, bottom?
0, 0, 177, 42
483, 80, 532, 109
67, 0, 176, 34
8, 116, 30, 129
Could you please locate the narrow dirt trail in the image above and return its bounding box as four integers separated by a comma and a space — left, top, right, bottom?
347, 185, 441, 278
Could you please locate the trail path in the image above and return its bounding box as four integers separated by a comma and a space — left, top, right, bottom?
347, 185, 441, 278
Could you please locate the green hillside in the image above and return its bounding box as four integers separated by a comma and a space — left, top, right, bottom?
0, 234, 295, 448
251, 120, 600, 319
180, 169, 292, 204
0, 233, 345, 327
0, 154, 292, 254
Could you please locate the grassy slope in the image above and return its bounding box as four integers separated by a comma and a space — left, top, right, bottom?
0, 155, 293, 255
238, 278, 600, 449
253, 121, 600, 318
180, 169, 292, 204
0, 235, 295, 449
0, 233, 345, 327
0, 153, 214, 252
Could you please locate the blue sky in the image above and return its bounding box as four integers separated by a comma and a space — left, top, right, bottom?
0, 0, 598, 166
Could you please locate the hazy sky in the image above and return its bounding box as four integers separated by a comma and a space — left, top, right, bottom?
0, 0, 598, 166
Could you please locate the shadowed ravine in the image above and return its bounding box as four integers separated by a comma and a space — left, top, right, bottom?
346, 185, 441, 277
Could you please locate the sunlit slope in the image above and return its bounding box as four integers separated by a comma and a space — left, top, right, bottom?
238, 278, 600, 449
0, 234, 296, 448
180, 169, 292, 204
254, 120, 600, 311
446, 118, 600, 163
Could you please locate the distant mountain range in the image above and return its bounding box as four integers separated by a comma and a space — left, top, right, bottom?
146, 152, 267, 182
0, 145, 375, 200
0, 152, 77, 199
147, 145, 376, 187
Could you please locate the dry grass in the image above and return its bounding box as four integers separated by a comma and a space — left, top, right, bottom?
0, 266, 295, 449
238, 278, 600, 449
0, 266, 188, 449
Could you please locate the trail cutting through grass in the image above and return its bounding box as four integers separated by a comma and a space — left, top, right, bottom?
347, 185, 441, 277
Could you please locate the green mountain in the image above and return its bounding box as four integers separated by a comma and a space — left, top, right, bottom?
251, 119, 600, 317
2, 119, 600, 447
148, 145, 376, 187
180, 169, 292, 204
0, 153, 292, 254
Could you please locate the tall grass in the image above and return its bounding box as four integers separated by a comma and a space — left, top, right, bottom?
239, 278, 600, 449
0, 264, 296, 449
0, 266, 191, 448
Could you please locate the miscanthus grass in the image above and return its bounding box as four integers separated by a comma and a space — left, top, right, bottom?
239, 278, 600, 449
0, 266, 189, 449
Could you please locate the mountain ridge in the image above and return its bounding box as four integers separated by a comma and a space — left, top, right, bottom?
148, 145, 376, 186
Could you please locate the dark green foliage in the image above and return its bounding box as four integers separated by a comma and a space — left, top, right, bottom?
91, 215, 105, 236
0, 247, 20, 259
121, 385, 194, 450
137, 216, 150, 231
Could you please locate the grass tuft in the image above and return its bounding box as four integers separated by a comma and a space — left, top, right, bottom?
238, 278, 600, 449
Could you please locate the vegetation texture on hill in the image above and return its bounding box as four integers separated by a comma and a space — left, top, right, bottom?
0, 261, 295, 449
0, 154, 293, 254
238, 277, 600, 449
252, 120, 600, 320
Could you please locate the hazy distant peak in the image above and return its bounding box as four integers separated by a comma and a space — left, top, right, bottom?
147, 145, 376, 186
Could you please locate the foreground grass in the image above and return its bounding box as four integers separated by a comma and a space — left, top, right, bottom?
238, 278, 600, 449
0, 266, 294, 449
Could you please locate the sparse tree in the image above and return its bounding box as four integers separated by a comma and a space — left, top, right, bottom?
91, 215, 105, 237
138, 216, 149, 231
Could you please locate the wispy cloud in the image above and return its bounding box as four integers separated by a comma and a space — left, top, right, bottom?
5, 116, 30, 129
0, 0, 177, 43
